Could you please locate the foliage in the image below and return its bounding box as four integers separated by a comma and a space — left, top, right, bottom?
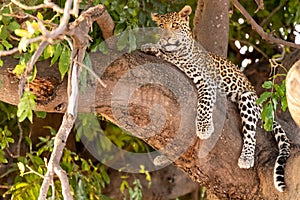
120, 177, 143, 200
86, 0, 197, 52
3, 133, 112, 199
0, 102, 20, 163
256, 59, 288, 131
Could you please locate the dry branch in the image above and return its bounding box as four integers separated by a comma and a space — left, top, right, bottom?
37, 4, 110, 199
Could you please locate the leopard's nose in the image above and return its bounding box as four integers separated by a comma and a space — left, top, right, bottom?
162, 29, 175, 38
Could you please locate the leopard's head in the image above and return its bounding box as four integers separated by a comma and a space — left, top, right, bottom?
151, 5, 193, 52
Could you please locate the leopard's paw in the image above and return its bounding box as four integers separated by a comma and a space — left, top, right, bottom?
238, 155, 254, 169
141, 43, 160, 55
196, 122, 214, 140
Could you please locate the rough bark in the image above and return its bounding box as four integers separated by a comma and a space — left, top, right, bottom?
1, 51, 300, 199
193, 0, 230, 57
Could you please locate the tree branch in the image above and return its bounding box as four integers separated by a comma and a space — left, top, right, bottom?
37, 5, 108, 199
231, 0, 300, 49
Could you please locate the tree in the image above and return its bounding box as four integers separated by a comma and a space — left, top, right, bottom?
0, 0, 300, 199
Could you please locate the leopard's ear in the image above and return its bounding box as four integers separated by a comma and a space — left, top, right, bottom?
151, 13, 160, 22
179, 5, 192, 19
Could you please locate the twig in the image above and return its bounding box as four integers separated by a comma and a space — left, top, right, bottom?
231, 0, 300, 49
0, 47, 19, 57
0, 185, 11, 189
25, 165, 44, 178
259, 0, 286, 27
16, 120, 23, 157
10, 0, 76, 16
49, 0, 73, 39
27, 41, 48, 73
75, 60, 107, 88
0, 36, 43, 57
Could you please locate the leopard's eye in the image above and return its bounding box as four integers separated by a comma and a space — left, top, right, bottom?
171, 22, 179, 28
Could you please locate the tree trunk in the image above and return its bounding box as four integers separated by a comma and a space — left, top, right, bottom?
1, 51, 300, 199
193, 0, 230, 57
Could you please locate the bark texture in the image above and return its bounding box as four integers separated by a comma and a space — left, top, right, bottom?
1, 51, 300, 199
193, 0, 230, 57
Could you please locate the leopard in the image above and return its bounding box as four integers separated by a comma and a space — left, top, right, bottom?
141, 5, 291, 192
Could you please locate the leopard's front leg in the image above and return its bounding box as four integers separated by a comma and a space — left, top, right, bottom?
195, 77, 216, 139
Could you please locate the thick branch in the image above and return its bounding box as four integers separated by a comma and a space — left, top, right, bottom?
1, 50, 300, 199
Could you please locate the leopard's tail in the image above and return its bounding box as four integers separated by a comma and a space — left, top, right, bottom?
272, 120, 291, 192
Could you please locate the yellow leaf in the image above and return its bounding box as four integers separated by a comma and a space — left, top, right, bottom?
14, 29, 30, 37
37, 12, 43, 20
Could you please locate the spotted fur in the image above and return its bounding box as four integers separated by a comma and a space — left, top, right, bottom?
141, 5, 291, 192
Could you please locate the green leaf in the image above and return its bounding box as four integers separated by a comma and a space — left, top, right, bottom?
274, 84, 284, 97
35, 111, 46, 119
256, 91, 272, 105
272, 96, 278, 111
281, 95, 288, 111
0, 59, 3, 67
128, 31, 136, 52
114, 23, 126, 35
17, 91, 36, 123
13, 61, 26, 77
262, 81, 273, 89
51, 44, 62, 66
8, 21, 20, 31
98, 42, 108, 54
261, 103, 274, 131
43, 45, 54, 59
2, 40, 13, 50
0, 25, 8, 40
81, 159, 89, 171
59, 47, 71, 80
100, 165, 110, 184
27, 66, 37, 82
117, 31, 129, 51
